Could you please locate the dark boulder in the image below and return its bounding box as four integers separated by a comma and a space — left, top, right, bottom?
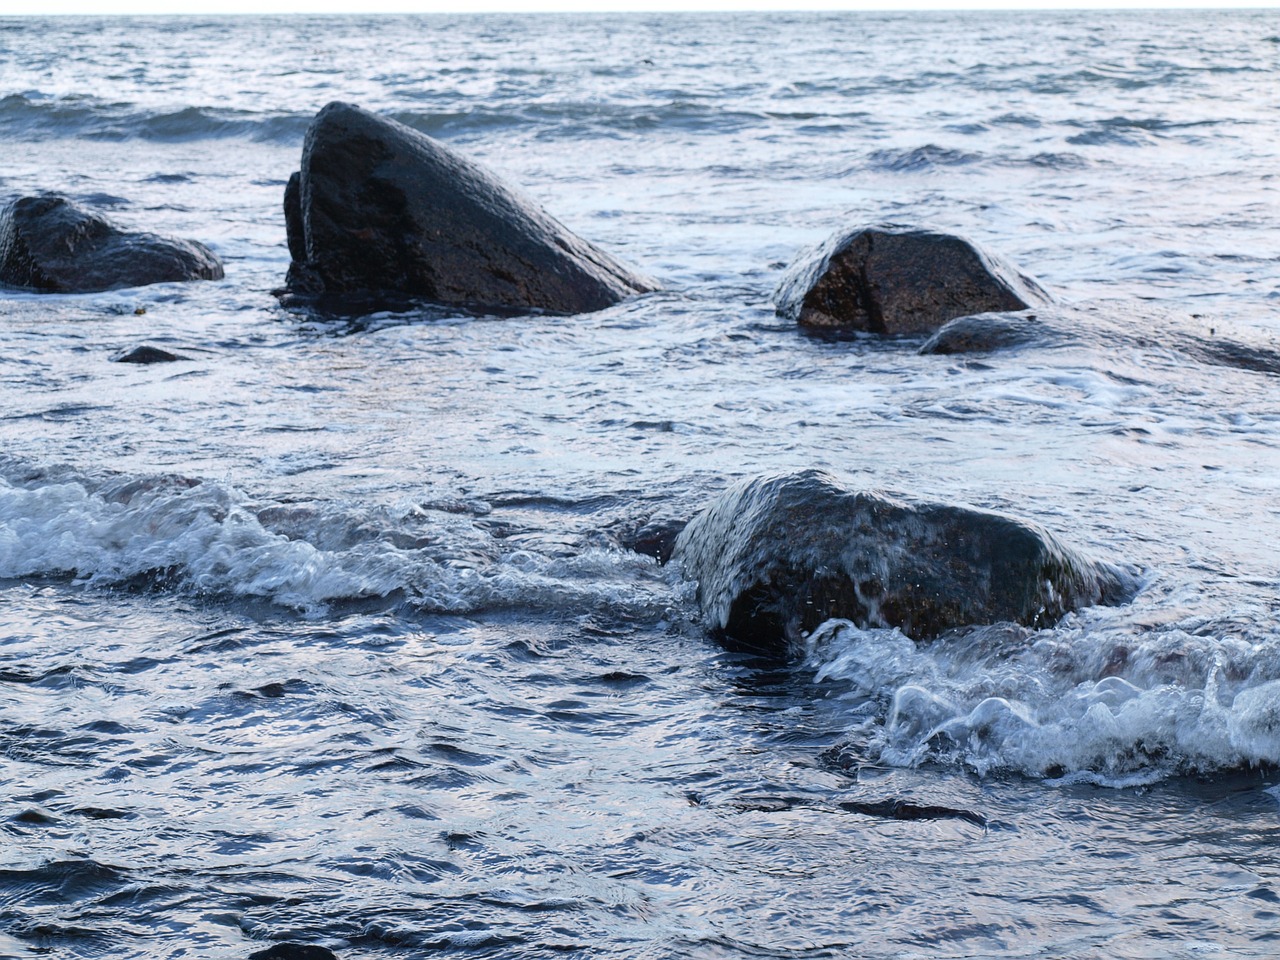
282, 101, 656, 314
775, 225, 1049, 335
113, 345, 189, 364
673, 470, 1138, 655
248, 945, 339, 960
283, 171, 306, 264
920, 302, 1280, 377
0, 195, 224, 293
610, 515, 688, 565
919, 310, 1058, 355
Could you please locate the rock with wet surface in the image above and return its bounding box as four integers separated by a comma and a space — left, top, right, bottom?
919, 309, 1063, 354
282, 101, 656, 314
920, 302, 1280, 377
248, 944, 339, 960
113, 345, 189, 364
0, 195, 224, 293
775, 225, 1049, 334
609, 515, 688, 565
673, 469, 1138, 655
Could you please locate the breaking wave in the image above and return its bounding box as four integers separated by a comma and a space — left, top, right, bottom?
0, 461, 677, 620
808, 615, 1280, 785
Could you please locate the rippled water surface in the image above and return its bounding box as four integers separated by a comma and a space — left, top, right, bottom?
2, 10, 1280, 959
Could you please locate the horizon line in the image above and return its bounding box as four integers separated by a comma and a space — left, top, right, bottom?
4, 1, 1277, 15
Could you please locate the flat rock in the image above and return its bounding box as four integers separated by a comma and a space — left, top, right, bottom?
283, 101, 656, 315
673, 470, 1138, 655
0, 195, 224, 293
775, 225, 1049, 334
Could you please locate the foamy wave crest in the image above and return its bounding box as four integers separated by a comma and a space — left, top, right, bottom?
0, 465, 675, 618
808, 616, 1280, 785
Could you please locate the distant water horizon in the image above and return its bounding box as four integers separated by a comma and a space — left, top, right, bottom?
2, 9, 1280, 960
8, 0, 1280, 19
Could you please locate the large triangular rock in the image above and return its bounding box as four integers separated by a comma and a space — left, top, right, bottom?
775, 225, 1049, 334
0, 195, 224, 293
283, 101, 655, 314
674, 470, 1138, 655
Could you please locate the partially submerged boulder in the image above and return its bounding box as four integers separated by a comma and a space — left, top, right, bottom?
0, 195, 224, 293
673, 470, 1137, 655
775, 225, 1049, 335
113, 345, 189, 364
283, 101, 656, 314
919, 309, 1058, 355
920, 302, 1280, 378
609, 514, 688, 565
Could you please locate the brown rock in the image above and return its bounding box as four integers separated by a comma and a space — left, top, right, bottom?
775, 225, 1049, 335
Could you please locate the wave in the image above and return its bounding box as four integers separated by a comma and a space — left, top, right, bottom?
808, 614, 1280, 785
0, 461, 676, 620
0, 93, 311, 144
866, 144, 984, 172
0, 93, 778, 145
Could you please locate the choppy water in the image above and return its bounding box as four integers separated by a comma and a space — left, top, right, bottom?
2, 10, 1280, 959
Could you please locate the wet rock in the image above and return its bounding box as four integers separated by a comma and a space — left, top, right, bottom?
1179, 335, 1280, 377
920, 302, 1280, 377
283, 171, 305, 263
775, 225, 1049, 335
0, 195, 224, 293
920, 310, 1059, 354
113, 345, 189, 364
611, 515, 688, 565
673, 470, 1137, 655
282, 101, 655, 314
248, 945, 339, 960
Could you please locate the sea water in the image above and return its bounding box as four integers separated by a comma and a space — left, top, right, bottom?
2, 11, 1280, 959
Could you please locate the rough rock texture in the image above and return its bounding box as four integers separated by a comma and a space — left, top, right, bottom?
673, 470, 1138, 655
283, 101, 656, 314
775, 225, 1049, 334
0, 195, 224, 293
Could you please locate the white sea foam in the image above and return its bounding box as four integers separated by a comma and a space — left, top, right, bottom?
806, 616, 1280, 783
0, 466, 674, 619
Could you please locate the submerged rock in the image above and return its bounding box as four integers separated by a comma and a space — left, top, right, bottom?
775, 225, 1049, 335
282, 101, 656, 314
248, 945, 339, 960
673, 470, 1137, 655
113, 345, 189, 364
0, 195, 224, 293
919, 310, 1058, 355
920, 302, 1280, 377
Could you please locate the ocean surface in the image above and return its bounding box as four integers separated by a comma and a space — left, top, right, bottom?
2, 10, 1280, 959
